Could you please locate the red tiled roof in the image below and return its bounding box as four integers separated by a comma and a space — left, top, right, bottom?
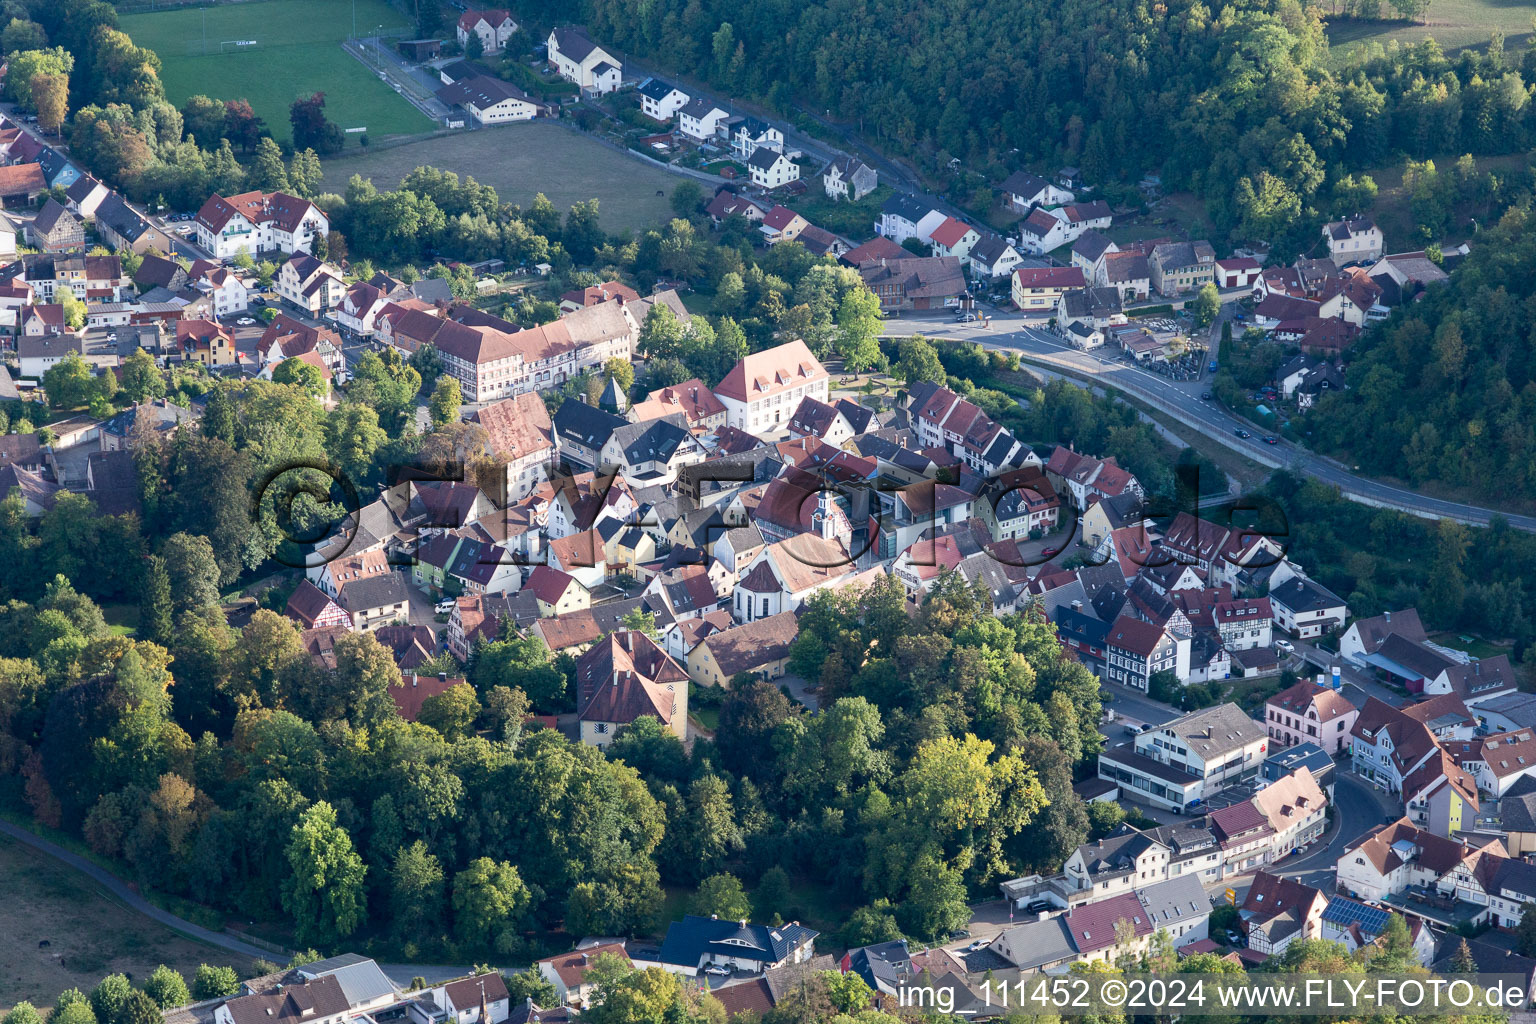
928, 216, 974, 248
535, 943, 631, 989
0, 163, 46, 195
389, 674, 465, 721
526, 564, 581, 605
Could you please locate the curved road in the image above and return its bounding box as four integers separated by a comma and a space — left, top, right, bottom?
0, 821, 487, 988
884, 316, 1536, 532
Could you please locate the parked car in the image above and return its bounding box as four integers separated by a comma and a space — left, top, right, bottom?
704, 966, 730, 977
955, 312, 977, 323
1208, 361, 1220, 372
966, 940, 987, 952
1275, 639, 1295, 653
1025, 900, 1053, 914
434, 599, 455, 614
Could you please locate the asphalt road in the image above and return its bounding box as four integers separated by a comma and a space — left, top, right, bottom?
881, 309, 1536, 532
1101, 682, 1184, 730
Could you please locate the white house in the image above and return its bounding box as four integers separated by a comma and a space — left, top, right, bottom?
194, 190, 328, 260
637, 78, 689, 122
276, 253, 345, 316
191, 263, 249, 318
547, 27, 621, 94
1323, 214, 1383, 267
331, 280, 388, 338
728, 118, 784, 161
928, 216, 980, 264
426, 972, 511, 1024
1016, 207, 1072, 255
823, 156, 876, 201
1268, 576, 1348, 640
712, 339, 828, 433
746, 149, 799, 190
677, 97, 730, 142
1000, 170, 1073, 212
968, 235, 1023, 278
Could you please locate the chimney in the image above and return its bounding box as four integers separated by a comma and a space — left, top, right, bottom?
739, 919, 748, 929
1072, 600, 1082, 611
439, 671, 448, 682
1384, 610, 1391, 623
411, 673, 418, 688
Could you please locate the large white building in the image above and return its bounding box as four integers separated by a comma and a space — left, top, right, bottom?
1097, 702, 1267, 812
711, 339, 829, 433
547, 26, 622, 94
193, 190, 329, 260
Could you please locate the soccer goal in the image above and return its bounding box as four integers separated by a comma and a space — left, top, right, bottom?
219, 39, 260, 54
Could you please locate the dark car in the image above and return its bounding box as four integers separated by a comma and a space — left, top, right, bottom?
1200, 391, 1213, 400
1025, 900, 1054, 914
1263, 435, 1280, 445
1235, 429, 1251, 439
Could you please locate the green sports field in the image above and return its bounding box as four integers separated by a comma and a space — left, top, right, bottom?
120, 0, 433, 146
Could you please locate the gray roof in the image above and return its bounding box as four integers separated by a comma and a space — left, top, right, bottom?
32, 198, 75, 236
1137, 873, 1208, 929
1151, 240, 1216, 271
436, 74, 534, 110
339, 570, 408, 613
95, 191, 152, 243
550, 26, 602, 63
1061, 285, 1123, 319
996, 916, 1077, 970
679, 96, 724, 119
879, 192, 931, 225
637, 77, 683, 101
968, 233, 1015, 267
1475, 692, 1536, 729
295, 955, 397, 1009
1269, 576, 1346, 614
553, 397, 626, 450
1073, 229, 1116, 263
747, 147, 784, 170
1162, 702, 1265, 759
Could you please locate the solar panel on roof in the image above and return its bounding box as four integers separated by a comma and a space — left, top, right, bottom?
1322, 898, 1391, 935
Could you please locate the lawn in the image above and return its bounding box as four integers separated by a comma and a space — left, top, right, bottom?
119, 0, 432, 147
0, 835, 257, 1012
1325, 1, 1534, 61
788, 185, 894, 238
100, 603, 139, 638
320, 122, 682, 235
1428, 632, 1513, 660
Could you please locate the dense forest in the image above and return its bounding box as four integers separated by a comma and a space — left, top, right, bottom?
1303, 203, 1536, 501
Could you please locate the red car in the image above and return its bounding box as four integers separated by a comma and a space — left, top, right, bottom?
1041, 546, 1059, 557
